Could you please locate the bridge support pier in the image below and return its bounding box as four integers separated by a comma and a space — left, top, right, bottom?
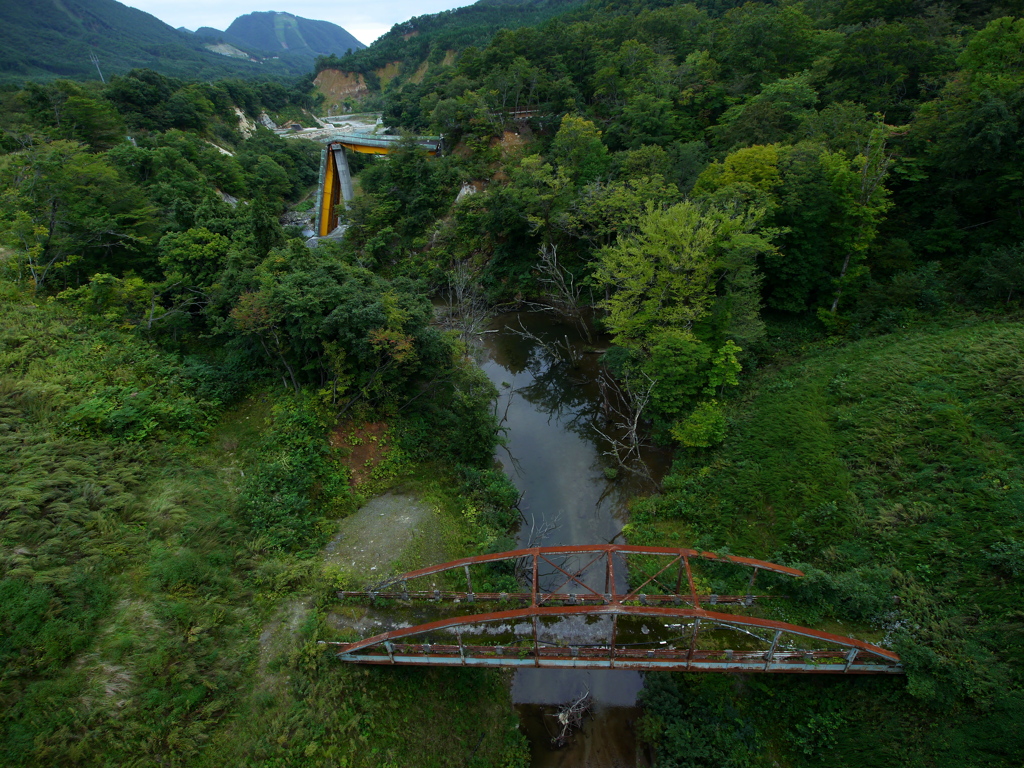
315, 145, 354, 237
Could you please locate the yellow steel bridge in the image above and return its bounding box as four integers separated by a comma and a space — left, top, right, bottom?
315, 133, 443, 237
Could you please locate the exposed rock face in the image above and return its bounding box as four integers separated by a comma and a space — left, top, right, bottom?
204, 42, 253, 60
314, 68, 371, 107
259, 112, 279, 130
234, 107, 256, 138
455, 182, 478, 204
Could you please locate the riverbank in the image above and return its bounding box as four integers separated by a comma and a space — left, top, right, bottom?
626, 318, 1024, 767
208, 397, 529, 767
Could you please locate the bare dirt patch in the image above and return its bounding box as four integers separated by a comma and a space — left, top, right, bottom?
376, 61, 402, 88
494, 130, 525, 155
408, 60, 430, 84
330, 420, 389, 485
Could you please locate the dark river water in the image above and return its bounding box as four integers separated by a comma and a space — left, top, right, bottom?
478, 312, 667, 768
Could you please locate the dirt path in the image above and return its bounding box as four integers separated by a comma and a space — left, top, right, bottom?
323, 491, 440, 586
257, 490, 442, 687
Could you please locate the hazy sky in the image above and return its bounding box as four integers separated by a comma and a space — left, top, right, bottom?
121, 0, 474, 47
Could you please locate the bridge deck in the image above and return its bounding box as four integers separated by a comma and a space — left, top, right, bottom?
332, 646, 901, 674
329, 132, 443, 155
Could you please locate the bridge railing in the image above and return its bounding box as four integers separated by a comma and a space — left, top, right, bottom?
325, 604, 902, 675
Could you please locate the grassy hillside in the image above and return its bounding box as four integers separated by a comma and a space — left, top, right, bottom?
225, 12, 365, 56
0, 287, 526, 767
194, 12, 366, 75
0, 0, 306, 84
628, 319, 1024, 766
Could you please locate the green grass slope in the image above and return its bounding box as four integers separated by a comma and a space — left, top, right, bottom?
225, 12, 365, 56
0, 0, 295, 83
0, 289, 526, 767
630, 320, 1024, 766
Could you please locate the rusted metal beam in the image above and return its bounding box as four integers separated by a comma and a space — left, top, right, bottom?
397, 545, 804, 584
537, 553, 605, 604
331, 650, 901, 674
331, 605, 901, 667
621, 554, 684, 603
531, 552, 539, 607
331, 547, 904, 675
683, 555, 700, 608
336, 590, 769, 604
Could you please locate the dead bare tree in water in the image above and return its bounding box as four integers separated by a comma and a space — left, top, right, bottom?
514, 510, 563, 583
440, 260, 491, 344
593, 368, 657, 481
548, 688, 592, 747
535, 244, 594, 343
494, 382, 517, 430
508, 316, 583, 367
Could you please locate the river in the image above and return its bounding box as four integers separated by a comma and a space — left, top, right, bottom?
477, 311, 666, 768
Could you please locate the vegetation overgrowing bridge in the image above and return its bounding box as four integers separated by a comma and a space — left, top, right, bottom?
328, 545, 903, 675
315, 133, 443, 236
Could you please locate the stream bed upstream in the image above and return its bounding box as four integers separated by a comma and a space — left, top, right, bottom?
477, 311, 669, 768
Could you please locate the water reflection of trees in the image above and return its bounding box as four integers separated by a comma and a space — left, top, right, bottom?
517, 356, 598, 426
485, 314, 664, 494
514, 340, 660, 493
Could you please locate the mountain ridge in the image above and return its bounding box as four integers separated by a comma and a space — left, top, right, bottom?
192, 11, 365, 71
0, 0, 362, 83
0, 0, 274, 82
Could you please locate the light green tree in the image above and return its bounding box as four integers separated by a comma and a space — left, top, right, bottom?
158, 227, 231, 289
549, 114, 610, 186
594, 200, 773, 350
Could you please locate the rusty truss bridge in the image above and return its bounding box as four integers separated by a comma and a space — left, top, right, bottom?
327, 545, 902, 675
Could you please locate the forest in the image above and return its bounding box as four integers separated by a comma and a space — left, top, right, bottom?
2, 0, 1024, 764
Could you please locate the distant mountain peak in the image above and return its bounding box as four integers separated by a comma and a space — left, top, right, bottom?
224, 11, 366, 54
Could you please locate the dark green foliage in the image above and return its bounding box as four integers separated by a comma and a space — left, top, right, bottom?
315, 0, 587, 82
226, 241, 449, 401
18, 80, 126, 150
238, 395, 349, 548
399, 361, 503, 468
639, 674, 759, 768
341, 136, 460, 261
103, 69, 318, 135
341, 0, 1024, 321
0, 139, 158, 290
5, 0, 1024, 762
234, 130, 321, 203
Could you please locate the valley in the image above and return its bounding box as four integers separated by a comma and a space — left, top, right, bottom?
2, 0, 1024, 766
